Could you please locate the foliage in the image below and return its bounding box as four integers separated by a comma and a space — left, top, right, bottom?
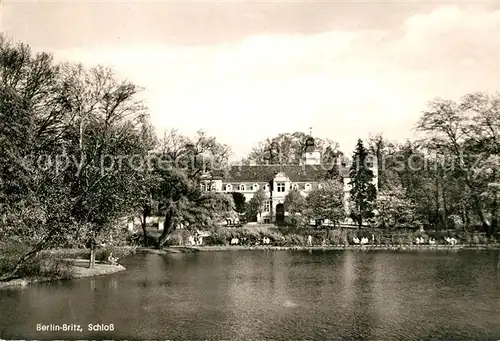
416, 92, 500, 236
284, 189, 306, 214
244, 131, 342, 165
246, 188, 267, 222
203, 226, 285, 246
230, 192, 247, 223
304, 180, 345, 227
0, 36, 154, 274
367, 133, 395, 190
0, 241, 75, 281
348, 139, 377, 227
374, 186, 420, 229
152, 131, 234, 248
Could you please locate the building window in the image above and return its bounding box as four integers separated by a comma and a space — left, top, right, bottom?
264, 184, 270, 191
225, 184, 232, 192
277, 182, 285, 192
292, 183, 299, 190
200, 184, 206, 191
239, 184, 246, 191
264, 200, 271, 212
253, 183, 259, 191
318, 183, 323, 189
305, 183, 311, 191
211, 184, 216, 191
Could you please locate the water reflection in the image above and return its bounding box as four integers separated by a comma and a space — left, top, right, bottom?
0, 251, 499, 340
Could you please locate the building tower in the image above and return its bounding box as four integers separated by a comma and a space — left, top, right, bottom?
302, 129, 321, 165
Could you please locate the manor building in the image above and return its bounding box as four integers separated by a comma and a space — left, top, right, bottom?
200, 136, 378, 225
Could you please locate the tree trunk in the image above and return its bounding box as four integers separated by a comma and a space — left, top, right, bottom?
140, 209, 148, 246
88, 233, 97, 269
441, 178, 449, 230
0, 242, 46, 281
357, 202, 362, 228
491, 169, 498, 238
435, 177, 441, 230
465, 207, 471, 231
463, 176, 492, 236
89, 245, 96, 269
470, 194, 492, 237
157, 202, 177, 249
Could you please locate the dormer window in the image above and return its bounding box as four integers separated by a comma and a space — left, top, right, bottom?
239, 184, 246, 191
305, 183, 311, 191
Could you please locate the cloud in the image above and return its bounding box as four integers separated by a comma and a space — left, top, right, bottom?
397, 6, 500, 71
52, 5, 500, 159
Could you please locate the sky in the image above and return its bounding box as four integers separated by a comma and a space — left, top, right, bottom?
3, 0, 500, 160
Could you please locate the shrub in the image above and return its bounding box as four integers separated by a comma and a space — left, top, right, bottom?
203, 235, 226, 246
0, 242, 76, 281
39, 258, 75, 280
127, 233, 157, 247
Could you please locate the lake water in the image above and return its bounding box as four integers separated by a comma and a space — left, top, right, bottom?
1, 250, 500, 340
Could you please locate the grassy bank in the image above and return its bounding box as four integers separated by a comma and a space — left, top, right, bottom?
0, 246, 135, 289
185, 244, 500, 252
0, 259, 126, 290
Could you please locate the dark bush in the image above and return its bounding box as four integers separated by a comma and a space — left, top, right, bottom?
127, 233, 157, 247
0, 242, 75, 281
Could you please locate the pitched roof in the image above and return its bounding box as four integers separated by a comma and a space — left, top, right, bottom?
211, 164, 349, 182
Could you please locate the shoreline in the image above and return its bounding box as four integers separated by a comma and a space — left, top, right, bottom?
175, 244, 500, 252
0, 259, 126, 290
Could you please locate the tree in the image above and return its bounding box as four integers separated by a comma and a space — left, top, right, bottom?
244, 132, 342, 165
348, 139, 377, 228
367, 133, 395, 190
417, 93, 500, 237
284, 189, 307, 227
182, 191, 236, 228
0, 37, 154, 276
325, 162, 342, 183
304, 180, 345, 227
130, 119, 157, 245
230, 192, 247, 223
374, 185, 419, 230
246, 188, 267, 222
284, 189, 306, 215
0, 38, 80, 279
55, 63, 152, 267
153, 130, 233, 248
